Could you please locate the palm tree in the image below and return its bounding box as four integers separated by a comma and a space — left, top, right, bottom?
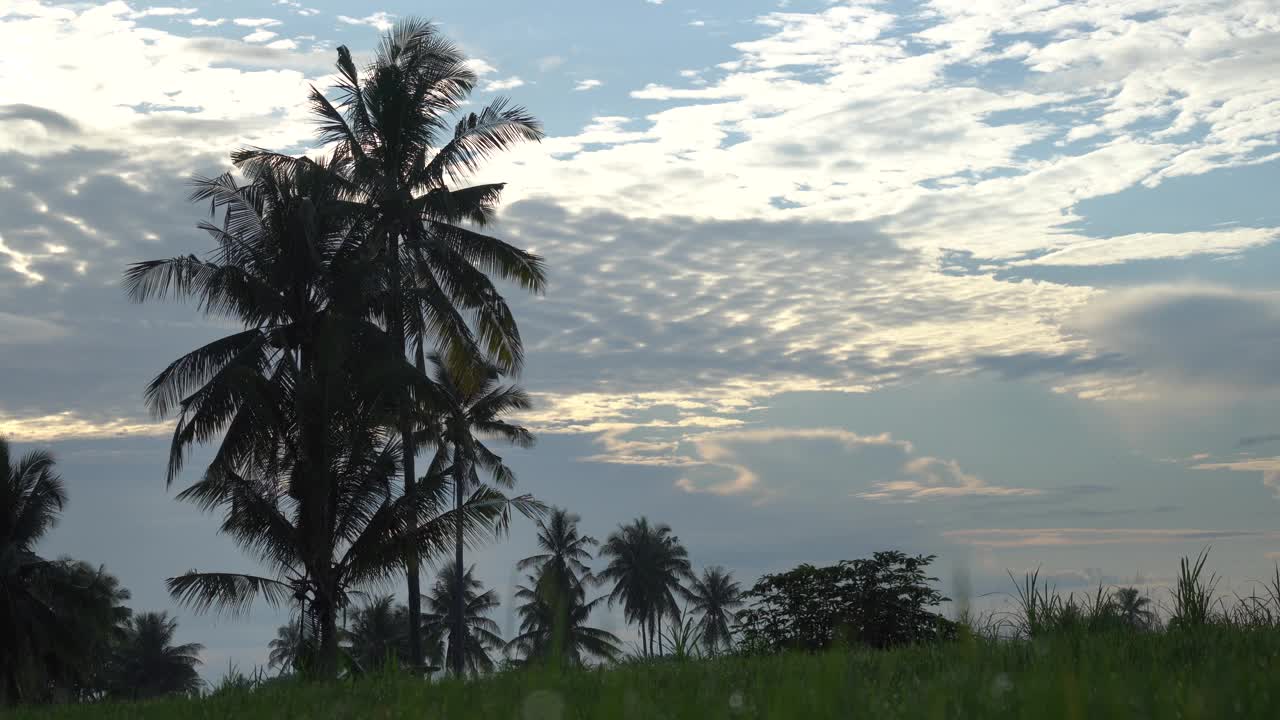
346, 595, 410, 672
267, 621, 312, 675
686, 567, 743, 655
236, 18, 546, 668
598, 518, 692, 657
508, 572, 621, 667
0, 437, 69, 703
422, 564, 503, 675
129, 159, 539, 677
1114, 587, 1156, 630
51, 559, 133, 700
518, 508, 597, 597
420, 353, 534, 674
110, 612, 204, 700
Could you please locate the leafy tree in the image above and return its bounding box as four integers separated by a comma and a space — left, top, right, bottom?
734, 552, 954, 654
598, 518, 692, 657
419, 353, 534, 674
518, 508, 598, 598
686, 567, 743, 655
110, 612, 203, 700
1114, 587, 1156, 631
422, 564, 503, 675
508, 572, 621, 667
238, 18, 545, 667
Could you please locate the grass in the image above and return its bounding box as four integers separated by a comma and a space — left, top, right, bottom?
13, 627, 1280, 719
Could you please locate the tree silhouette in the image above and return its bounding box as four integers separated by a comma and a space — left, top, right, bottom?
508, 572, 621, 666
1115, 587, 1157, 630
598, 518, 692, 657
267, 621, 312, 676
346, 595, 410, 673
110, 612, 203, 700
686, 566, 743, 655
422, 564, 503, 675
235, 18, 545, 668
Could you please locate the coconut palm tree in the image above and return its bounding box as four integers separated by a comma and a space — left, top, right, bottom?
598, 518, 692, 657
0, 437, 69, 703
110, 612, 203, 700
1114, 587, 1157, 630
346, 595, 410, 672
421, 564, 503, 675
129, 159, 539, 677
518, 508, 597, 597
234, 18, 545, 667
686, 567, 743, 655
508, 572, 621, 667
267, 621, 312, 675
418, 353, 534, 674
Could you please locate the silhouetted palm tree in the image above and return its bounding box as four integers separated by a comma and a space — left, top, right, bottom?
518, 508, 597, 596
54, 559, 133, 700
420, 353, 534, 674
235, 18, 545, 667
110, 612, 203, 700
598, 518, 692, 657
1, 437, 69, 703
267, 621, 312, 675
422, 564, 503, 675
686, 567, 742, 655
346, 595, 409, 672
1115, 587, 1156, 630
508, 572, 621, 666
130, 159, 539, 677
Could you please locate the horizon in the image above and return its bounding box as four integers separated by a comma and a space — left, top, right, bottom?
3, 0, 1280, 681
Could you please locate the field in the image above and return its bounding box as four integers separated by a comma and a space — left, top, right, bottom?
13, 627, 1280, 719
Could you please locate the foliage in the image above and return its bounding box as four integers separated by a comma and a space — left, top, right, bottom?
421, 564, 504, 675
345, 596, 410, 674
508, 572, 622, 667
686, 566, 743, 656
109, 612, 204, 700
733, 551, 954, 654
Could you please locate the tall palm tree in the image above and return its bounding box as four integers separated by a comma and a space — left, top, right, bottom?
508, 572, 621, 667
0, 437, 68, 703
237, 18, 546, 667
346, 595, 410, 672
685, 567, 743, 655
267, 621, 312, 675
420, 353, 534, 674
51, 559, 133, 700
422, 564, 503, 675
598, 518, 692, 657
1114, 587, 1156, 630
110, 612, 203, 700
129, 158, 539, 677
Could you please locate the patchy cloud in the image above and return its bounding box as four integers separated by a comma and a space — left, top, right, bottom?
944, 528, 1280, 548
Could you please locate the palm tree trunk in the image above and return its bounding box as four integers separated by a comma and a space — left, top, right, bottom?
638, 616, 646, 658
453, 450, 467, 676
657, 611, 664, 656
390, 229, 424, 670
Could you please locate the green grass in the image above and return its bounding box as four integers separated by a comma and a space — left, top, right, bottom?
13, 628, 1280, 719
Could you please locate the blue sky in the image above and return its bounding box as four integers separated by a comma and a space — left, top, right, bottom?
3, 0, 1280, 676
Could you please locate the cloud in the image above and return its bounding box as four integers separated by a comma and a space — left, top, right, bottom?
574, 79, 603, 91
1238, 434, 1280, 449
1193, 457, 1280, 498
232, 18, 281, 27
481, 76, 525, 92
537, 56, 565, 72
187, 18, 226, 27
944, 528, 1280, 548
129, 7, 197, 19
242, 29, 278, 44
336, 12, 394, 31
0, 312, 68, 345
1073, 286, 1280, 391
857, 457, 1042, 502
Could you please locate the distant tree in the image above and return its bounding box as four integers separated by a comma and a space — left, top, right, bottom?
734, 551, 954, 654
346, 595, 410, 672
110, 612, 204, 700
598, 518, 692, 657
267, 621, 312, 676
686, 567, 743, 655
508, 572, 621, 666
1115, 587, 1157, 630
422, 564, 503, 675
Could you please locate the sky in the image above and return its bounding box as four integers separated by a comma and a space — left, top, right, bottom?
3, 0, 1280, 677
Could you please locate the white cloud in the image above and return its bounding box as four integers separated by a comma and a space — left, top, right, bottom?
1194, 457, 1280, 498
187, 18, 225, 27
573, 79, 602, 91
266, 38, 297, 51
481, 76, 525, 92
232, 17, 281, 27
130, 7, 197, 18
336, 12, 394, 31
858, 457, 1042, 502
242, 29, 278, 44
